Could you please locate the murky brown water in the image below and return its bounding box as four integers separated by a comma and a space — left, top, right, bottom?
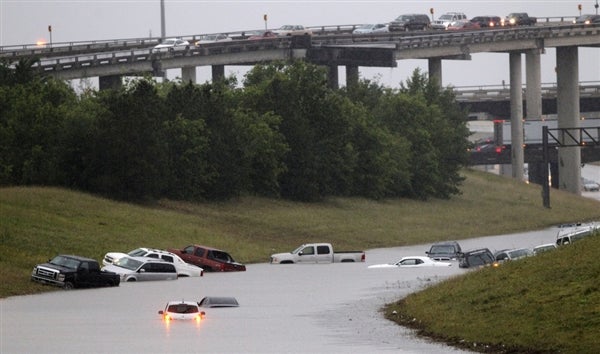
0, 226, 581, 353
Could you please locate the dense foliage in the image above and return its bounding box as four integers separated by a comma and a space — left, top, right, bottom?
0, 59, 470, 201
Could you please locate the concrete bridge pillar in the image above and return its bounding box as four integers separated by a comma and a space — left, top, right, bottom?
525, 49, 542, 120
428, 58, 442, 87
327, 64, 339, 89
182, 66, 196, 84
98, 75, 122, 90
212, 65, 225, 82
346, 65, 359, 88
509, 52, 525, 181
556, 46, 582, 194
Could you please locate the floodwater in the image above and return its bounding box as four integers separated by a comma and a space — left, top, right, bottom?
1, 227, 573, 354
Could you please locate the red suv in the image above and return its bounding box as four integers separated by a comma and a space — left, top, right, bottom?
168, 245, 246, 272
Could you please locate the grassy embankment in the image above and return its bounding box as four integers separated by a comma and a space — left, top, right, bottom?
386, 234, 600, 353
1, 168, 600, 351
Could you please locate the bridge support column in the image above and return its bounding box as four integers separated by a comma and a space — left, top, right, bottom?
98, 75, 122, 90
556, 46, 581, 194
327, 65, 339, 89
182, 66, 196, 84
509, 52, 525, 181
211, 65, 225, 82
428, 58, 442, 87
346, 65, 359, 88
525, 49, 542, 120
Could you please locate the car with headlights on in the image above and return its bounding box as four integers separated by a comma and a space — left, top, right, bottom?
103, 248, 203, 277
159, 301, 205, 322
368, 256, 452, 268
574, 14, 600, 25
101, 256, 178, 282
469, 16, 502, 28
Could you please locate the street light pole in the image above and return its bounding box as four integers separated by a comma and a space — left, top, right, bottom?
160, 0, 166, 39
595, 0, 599, 15
48, 25, 53, 48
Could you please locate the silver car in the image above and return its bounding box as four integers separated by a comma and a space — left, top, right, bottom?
101, 256, 177, 282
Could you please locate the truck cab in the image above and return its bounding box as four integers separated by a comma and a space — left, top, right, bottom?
290, 243, 334, 263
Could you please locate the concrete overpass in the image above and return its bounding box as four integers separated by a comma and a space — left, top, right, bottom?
2, 22, 599, 197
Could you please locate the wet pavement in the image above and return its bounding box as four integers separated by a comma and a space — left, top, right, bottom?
1, 227, 571, 354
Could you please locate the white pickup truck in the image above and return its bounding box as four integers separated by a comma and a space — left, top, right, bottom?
270, 243, 365, 264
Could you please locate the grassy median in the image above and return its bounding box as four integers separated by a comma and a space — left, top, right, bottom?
2, 168, 600, 351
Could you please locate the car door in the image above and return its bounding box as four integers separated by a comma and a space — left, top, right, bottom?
137, 262, 156, 281
315, 245, 333, 263
296, 245, 316, 263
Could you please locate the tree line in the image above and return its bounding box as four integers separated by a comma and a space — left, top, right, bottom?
0, 59, 471, 202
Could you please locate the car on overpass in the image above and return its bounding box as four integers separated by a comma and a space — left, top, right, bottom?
352, 23, 389, 34
574, 14, 600, 25
389, 14, 431, 31
152, 38, 190, 53
272, 25, 312, 36
469, 15, 502, 27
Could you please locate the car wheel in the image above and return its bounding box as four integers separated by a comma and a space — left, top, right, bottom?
126, 278, 136, 282
63, 282, 74, 290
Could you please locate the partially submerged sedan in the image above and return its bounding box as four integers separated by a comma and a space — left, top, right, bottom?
368, 256, 452, 268
101, 256, 178, 282
159, 301, 205, 322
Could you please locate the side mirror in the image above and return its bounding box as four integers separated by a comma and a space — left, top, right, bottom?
298, 251, 303, 256
139, 269, 146, 273
158, 310, 164, 315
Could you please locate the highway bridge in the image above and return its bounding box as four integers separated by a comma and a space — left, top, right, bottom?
2, 21, 599, 198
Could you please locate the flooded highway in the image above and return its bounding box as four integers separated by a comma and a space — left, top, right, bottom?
1, 226, 572, 354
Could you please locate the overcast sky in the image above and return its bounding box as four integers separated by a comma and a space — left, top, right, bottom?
1, 0, 599, 88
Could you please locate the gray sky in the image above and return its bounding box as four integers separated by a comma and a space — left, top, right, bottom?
1, 0, 599, 87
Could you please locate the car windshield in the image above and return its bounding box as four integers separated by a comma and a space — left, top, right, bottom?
167, 304, 199, 314
439, 15, 454, 20
127, 248, 148, 257
429, 245, 455, 254
279, 25, 294, 30
162, 39, 177, 45
49, 256, 80, 269
508, 249, 530, 258
396, 15, 411, 21
114, 257, 143, 271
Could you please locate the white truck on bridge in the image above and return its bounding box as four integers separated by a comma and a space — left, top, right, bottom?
270, 243, 365, 264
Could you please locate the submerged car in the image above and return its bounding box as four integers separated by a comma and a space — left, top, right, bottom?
368, 256, 452, 268
494, 248, 533, 263
101, 256, 178, 282
159, 301, 205, 321
198, 296, 240, 308
426, 241, 462, 261
532, 243, 557, 255
458, 248, 496, 268
103, 248, 203, 277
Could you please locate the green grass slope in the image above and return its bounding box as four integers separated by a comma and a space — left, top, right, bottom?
386, 234, 600, 353
1, 168, 599, 299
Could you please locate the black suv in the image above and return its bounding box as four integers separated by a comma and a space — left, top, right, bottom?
389, 14, 431, 31
426, 241, 462, 261
458, 248, 496, 268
